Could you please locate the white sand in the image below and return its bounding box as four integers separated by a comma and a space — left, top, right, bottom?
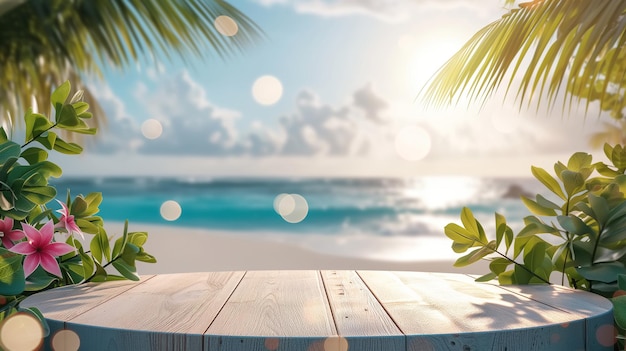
106, 222, 490, 275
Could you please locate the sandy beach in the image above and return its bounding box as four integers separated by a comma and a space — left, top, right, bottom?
109, 222, 490, 276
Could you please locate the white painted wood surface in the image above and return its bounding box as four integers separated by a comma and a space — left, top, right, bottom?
21, 271, 614, 351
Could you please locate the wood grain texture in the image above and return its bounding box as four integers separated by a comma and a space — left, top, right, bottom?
359, 271, 603, 351
20, 271, 614, 351
321, 270, 404, 351
206, 270, 337, 351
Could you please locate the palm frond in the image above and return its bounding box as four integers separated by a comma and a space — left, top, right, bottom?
0, 0, 263, 131
421, 0, 626, 117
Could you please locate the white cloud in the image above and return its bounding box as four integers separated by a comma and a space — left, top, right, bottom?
88, 71, 604, 165
252, 0, 509, 22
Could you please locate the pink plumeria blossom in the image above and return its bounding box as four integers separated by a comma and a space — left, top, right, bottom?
55, 200, 84, 240
10, 221, 74, 277
0, 218, 24, 249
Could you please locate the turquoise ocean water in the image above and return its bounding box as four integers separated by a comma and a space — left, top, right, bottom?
50, 176, 541, 239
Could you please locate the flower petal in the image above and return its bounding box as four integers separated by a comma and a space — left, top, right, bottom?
43, 242, 75, 257
23, 254, 41, 277
22, 223, 42, 246
38, 221, 55, 244
1, 237, 13, 249
39, 253, 62, 277
9, 241, 36, 255
56, 199, 69, 215
6, 229, 24, 241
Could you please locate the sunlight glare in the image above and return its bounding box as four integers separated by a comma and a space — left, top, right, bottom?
252, 75, 283, 105
52, 329, 81, 351
141, 119, 163, 140
394, 125, 431, 161
400, 33, 464, 92
0, 313, 43, 351
214, 16, 239, 37
405, 177, 481, 211
160, 200, 182, 221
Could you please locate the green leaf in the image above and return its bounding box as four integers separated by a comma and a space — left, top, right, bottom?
557, 215, 594, 236
111, 220, 130, 259
612, 144, 626, 169
521, 196, 558, 216
475, 272, 497, 282
35, 132, 57, 150
56, 104, 79, 127
20, 148, 48, 165
618, 274, 626, 291
83, 192, 102, 217
51, 138, 83, 155
112, 260, 139, 281
0, 248, 25, 296
90, 229, 111, 265
79, 250, 95, 280
70, 196, 88, 216
577, 262, 626, 283
75, 218, 100, 234
128, 232, 148, 247
460, 207, 483, 240
489, 257, 512, 275
0, 142, 21, 166
0, 128, 8, 144
612, 294, 626, 330
22, 185, 56, 205
51, 81, 71, 112
24, 274, 56, 292
24, 112, 54, 141
453, 241, 496, 267
561, 170, 585, 196
531, 166, 566, 200
567, 152, 593, 171
523, 241, 550, 273
444, 223, 477, 247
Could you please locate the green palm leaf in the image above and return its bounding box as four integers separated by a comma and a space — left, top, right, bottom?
0, 0, 263, 131
421, 0, 626, 118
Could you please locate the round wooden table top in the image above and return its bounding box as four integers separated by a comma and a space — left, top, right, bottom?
22, 270, 614, 351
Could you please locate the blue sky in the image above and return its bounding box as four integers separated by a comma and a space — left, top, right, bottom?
57, 0, 607, 178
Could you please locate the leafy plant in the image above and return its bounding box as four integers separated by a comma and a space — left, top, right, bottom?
0, 82, 155, 333
445, 144, 626, 348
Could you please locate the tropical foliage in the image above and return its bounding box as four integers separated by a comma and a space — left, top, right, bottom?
422, 0, 626, 120
0, 82, 154, 338
445, 145, 626, 348
0, 0, 262, 129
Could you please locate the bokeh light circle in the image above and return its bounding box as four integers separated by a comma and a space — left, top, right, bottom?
160, 200, 182, 221
274, 193, 308, 223
141, 119, 163, 140
323, 336, 348, 351
596, 324, 617, 347
394, 125, 431, 161
214, 15, 239, 36
264, 337, 279, 350
52, 329, 81, 351
252, 76, 283, 105
0, 313, 44, 351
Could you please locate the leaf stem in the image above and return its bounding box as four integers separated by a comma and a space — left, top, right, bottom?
21, 122, 58, 148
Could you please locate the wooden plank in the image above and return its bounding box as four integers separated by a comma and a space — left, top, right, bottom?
360, 271, 592, 351
67, 272, 245, 351
206, 270, 336, 351
20, 276, 155, 321
21, 276, 155, 351
459, 273, 614, 351
322, 270, 404, 350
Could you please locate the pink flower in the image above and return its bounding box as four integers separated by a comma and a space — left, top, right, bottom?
55, 200, 84, 240
10, 221, 74, 277
0, 218, 24, 249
